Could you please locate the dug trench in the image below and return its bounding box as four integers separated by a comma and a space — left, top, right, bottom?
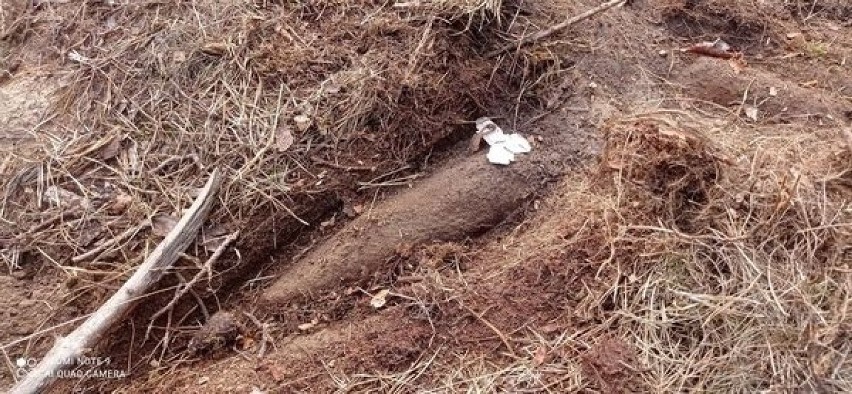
107, 102, 609, 392
88, 91, 603, 393
259, 120, 594, 306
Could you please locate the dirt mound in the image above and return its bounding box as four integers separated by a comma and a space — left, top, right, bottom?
601, 118, 724, 230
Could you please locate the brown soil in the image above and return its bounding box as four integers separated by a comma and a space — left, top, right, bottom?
0, 73, 56, 157
2, 0, 851, 392
677, 57, 848, 123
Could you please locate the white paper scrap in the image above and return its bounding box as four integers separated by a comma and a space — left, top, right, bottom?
475, 117, 532, 165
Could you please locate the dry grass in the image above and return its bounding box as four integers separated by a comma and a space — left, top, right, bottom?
307, 111, 851, 392
2, 0, 851, 391
0, 2, 508, 267
598, 115, 852, 392
1, 0, 511, 248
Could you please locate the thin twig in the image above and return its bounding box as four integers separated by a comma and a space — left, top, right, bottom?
486, 0, 626, 57
242, 311, 273, 358
311, 157, 377, 172
71, 219, 151, 263
461, 303, 516, 356
149, 154, 203, 174
145, 230, 240, 341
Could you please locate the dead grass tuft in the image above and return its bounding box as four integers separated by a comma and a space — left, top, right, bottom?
595, 115, 852, 392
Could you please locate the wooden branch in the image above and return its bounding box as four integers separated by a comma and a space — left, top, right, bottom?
486, 0, 626, 57
10, 169, 223, 394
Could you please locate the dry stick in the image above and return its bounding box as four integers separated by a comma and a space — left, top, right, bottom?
461, 304, 516, 356
242, 312, 273, 358
10, 169, 222, 394
486, 0, 626, 58
144, 230, 240, 341
71, 219, 151, 263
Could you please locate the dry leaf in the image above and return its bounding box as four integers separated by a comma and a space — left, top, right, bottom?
769, 86, 779, 97
151, 214, 180, 237
275, 125, 294, 152
370, 289, 390, 309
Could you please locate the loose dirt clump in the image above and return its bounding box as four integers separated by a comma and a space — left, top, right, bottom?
600, 118, 724, 231
186, 311, 244, 356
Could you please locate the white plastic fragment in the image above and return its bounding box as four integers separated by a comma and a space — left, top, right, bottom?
504, 134, 532, 153
487, 145, 515, 165
475, 117, 532, 165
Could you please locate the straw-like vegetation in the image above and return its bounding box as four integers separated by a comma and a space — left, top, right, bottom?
1, 1, 512, 281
